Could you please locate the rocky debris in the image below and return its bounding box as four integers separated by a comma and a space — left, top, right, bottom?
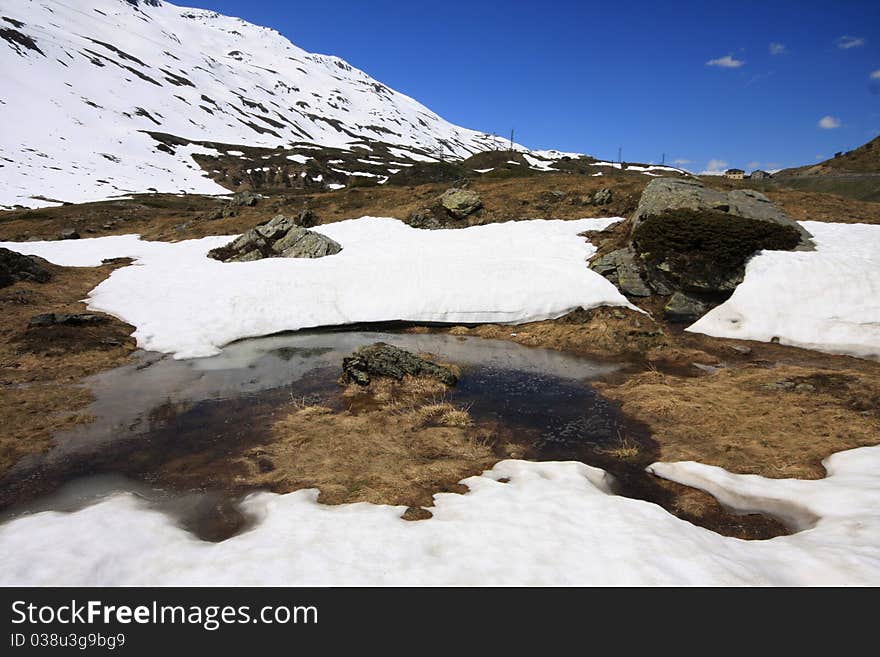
231, 191, 261, 207
590, 248, 652, 297
407, 206, 447, 230
760, 380, 817, 393
663, 291, 709, 323
59, 227, 80, 240
28, 312, 108, 328
206, 191, 262, 220
0, 248, 52, 288
342, 342, 458, 386
439, 188, 482, 219
593, 188, 613, 205
207, 214, 341, 262
407, 187, 484, 229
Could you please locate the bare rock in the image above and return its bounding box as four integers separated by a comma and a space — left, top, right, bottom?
342, 343, 458, 386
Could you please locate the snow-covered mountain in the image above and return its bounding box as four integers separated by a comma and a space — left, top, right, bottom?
0, 0, 511, 208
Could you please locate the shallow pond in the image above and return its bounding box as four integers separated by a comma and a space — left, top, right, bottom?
0, 330, 786, 540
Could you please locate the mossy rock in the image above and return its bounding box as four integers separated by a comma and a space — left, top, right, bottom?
632, 208, 802, 295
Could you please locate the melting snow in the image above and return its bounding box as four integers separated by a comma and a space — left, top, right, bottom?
1, 446, 879, 585
0, 217, 630, 359
688, 222, 880, 359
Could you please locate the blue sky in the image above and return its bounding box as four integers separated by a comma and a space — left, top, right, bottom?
184, 0, 879, 171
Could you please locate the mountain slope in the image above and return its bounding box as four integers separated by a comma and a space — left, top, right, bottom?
0, 0, 509, 208
779, 136, 880, 177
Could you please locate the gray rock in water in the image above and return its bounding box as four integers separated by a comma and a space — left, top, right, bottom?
593, 188, 613, 205
663, 292, 709, 323
0, 248, 52, 288
207, 214, 341, 263
342, 342, 458, 387
440, 188, 482, 218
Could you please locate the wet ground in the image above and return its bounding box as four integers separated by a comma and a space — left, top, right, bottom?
0, 330, 788, 541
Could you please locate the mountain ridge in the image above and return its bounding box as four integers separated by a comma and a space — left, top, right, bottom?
0, 0, 518, 208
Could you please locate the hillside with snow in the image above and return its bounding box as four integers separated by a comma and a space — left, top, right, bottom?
0, 0, 514, 208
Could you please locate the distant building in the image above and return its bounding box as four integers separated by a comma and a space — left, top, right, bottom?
750, 169, 772, 180
724, 168, 745, 180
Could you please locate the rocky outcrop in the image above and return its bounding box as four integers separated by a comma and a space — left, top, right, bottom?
342, 343, 458, 386
0, 248, 52, 288
663, 292, 709, 323
407, 187, 483, 229
631, 178, 813, 246
439, 188, 482, 218
207, 191, 262, 220
590, 178, 813, 322
207, 214, 341, 262
593, 188, 613, 205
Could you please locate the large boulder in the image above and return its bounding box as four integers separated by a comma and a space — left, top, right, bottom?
208, 215, 341, 263
632, 179, 813, 245
628, 179, 812, 297
0, 248, 52, 288
342, 343, 458, 386
440, 188, 482, 218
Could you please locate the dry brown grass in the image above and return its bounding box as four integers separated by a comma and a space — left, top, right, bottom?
597, 364, 880, 479
460, 306, 668, 357
234, 375, 495, 508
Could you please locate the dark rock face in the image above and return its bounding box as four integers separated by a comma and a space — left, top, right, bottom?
0, 248, 52, 288
28, 313, 108, 328
342, 342, 458, 386
632, 208, 803, 296
207, 215, 341, 262
663, 292, 709, 323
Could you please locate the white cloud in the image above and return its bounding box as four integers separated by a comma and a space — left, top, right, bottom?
706, 55, 745, 68
703, 159, 729, 174
818, 115, 841, 129
672, 158, 692, 165
769, 42, 787, 55
747, 161, 761, 169
871, 70, 880, 80
836, 35, 866, 50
